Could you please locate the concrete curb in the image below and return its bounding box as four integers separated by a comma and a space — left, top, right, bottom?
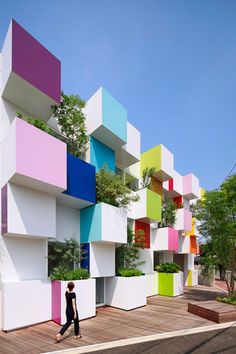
43, 321, 236, 354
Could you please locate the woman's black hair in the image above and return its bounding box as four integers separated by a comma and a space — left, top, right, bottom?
67, 282, 75, 291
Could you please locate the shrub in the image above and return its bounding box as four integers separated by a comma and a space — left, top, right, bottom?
216, 296, 236, 306
96, 165, 139, 208
51, 267, 90, 280
117, 268, 142, 277
155, 262, 180, 273
48, 237, 87, 276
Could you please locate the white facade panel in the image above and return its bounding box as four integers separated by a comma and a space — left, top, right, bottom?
101, 203, 127, 243
56, 204, 80, 242
126, 161, 140, 180
178, 235, 190, 254
0, 237, 48, 281
173, 272, 184, 296
106, 276, 146, 310
152, 228, 168, 251
146, 273, 158, 297
60, 279, 96, 324
1, 21, 12, 93
125, 122, 140, 161
7, 183, 56, 238
127, 188, 146, 220
161, 145, 174, 180
1, 117, 16, 188
84, 88, 102, 135
138, 249, 154, 273
90, 243, 115, 278
2, 279, 51, 331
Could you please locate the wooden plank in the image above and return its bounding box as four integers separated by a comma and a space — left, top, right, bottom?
188, 300, 236, 323
0, 287, 223, 354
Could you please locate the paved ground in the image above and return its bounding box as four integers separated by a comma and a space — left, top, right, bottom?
215, 279, 230, 293
84, 326, 236, 354
0, 286, 227, 354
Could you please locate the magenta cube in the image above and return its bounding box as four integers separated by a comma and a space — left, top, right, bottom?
1, 19, 61, 120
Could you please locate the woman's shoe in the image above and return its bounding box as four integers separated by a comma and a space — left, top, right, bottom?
55, 333, 61, 342
75, 334, 82, 339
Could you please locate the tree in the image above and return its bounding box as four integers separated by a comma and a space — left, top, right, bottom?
96, 165, 139, 208
194, 174, 236, 297
52, 92, 89, 159
141, 167, 157, 189
159, 198, 176, 228
116, 226, 145, 272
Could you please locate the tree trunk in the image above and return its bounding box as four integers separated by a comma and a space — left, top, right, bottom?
219, 264, 226, 280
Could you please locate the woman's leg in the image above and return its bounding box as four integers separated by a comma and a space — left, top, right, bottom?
60, 316, 72, 335
74, 311, 80, 337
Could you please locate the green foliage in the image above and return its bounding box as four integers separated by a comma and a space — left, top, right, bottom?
160, 198, 176, 227
155, 262, 180, 273
51, 267, 90, 281
194, 174, 236, 296
116, 268, 143, 277
216, 296, 236, 306
141, 167, 157, 189
199, 243, 216, 276
52, 92, 89, 159
116, 226, 145, 272
26, 117, 51, 133
48, 237, 87, 277
96, 165, 139, 208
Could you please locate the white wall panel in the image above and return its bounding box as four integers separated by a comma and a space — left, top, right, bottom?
90, 243, 115, 278
8, 183, 56, 238
2, 280, 51, 331
56, 204, 80, 242
0, 236, 47, 281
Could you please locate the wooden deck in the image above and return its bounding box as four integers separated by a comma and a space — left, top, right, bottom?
0, 286, 224, 354
188, 300, 236, 323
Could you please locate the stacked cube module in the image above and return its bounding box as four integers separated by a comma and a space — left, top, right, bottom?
0, 20, 202, 331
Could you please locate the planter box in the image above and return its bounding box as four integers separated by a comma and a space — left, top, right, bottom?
106, 276, 147, 310
2, 280, 51, 331
51, 278, 96, 325
157, 272, 184, 297
1, 117, 66, 194
152, 227, 178, 252
128, 188, 161, 223
146, 273, 158, 297
80, 203, 127, 243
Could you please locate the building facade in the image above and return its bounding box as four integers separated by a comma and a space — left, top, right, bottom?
0, 20, 202, 331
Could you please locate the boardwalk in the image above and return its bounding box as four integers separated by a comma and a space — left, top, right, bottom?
0, 286, 224, 354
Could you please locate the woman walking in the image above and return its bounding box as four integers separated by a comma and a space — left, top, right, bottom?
55, 282, 81, 342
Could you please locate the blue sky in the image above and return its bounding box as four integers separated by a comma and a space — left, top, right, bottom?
1, 0, 235, 190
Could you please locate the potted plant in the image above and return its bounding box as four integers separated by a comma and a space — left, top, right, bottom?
155, 262, 184, 297
105, 227, 147, 310
49, 237, 96, 324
